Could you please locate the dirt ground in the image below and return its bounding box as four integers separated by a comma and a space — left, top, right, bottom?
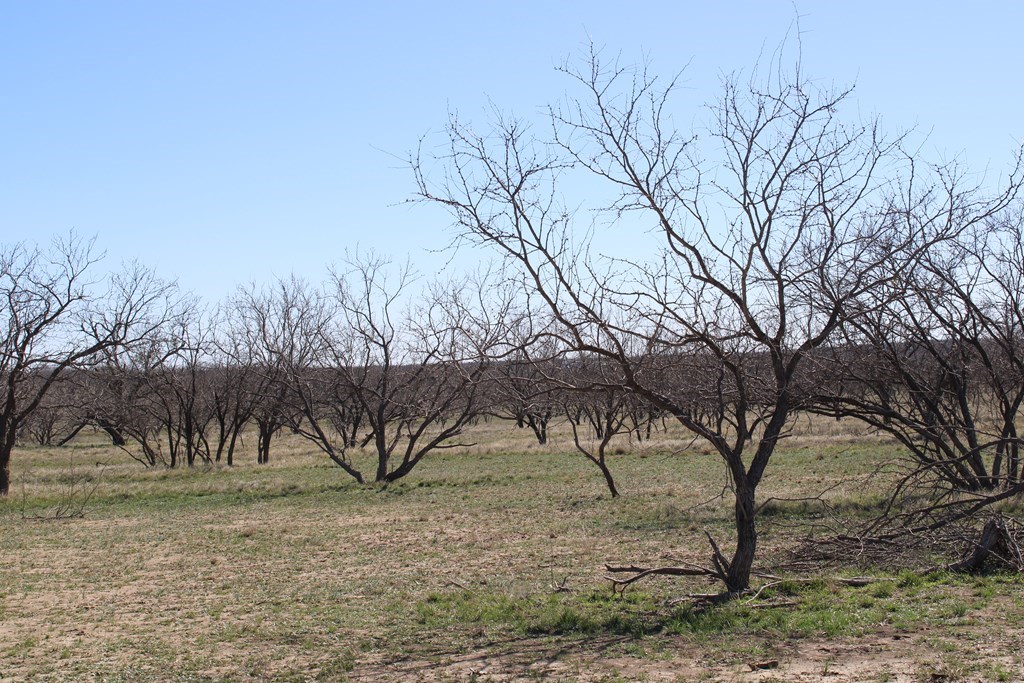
350, 622, 1022, 682
2, 429, 1023, 682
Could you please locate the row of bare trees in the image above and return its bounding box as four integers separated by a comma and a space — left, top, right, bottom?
11, 304, 667, 484
4, 242, 668, 495
7, 227, 1024, 502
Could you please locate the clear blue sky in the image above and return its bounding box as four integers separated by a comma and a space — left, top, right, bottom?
2, 1, 1021, 301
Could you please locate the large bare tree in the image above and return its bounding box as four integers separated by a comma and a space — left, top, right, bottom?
413, 48, 973, 592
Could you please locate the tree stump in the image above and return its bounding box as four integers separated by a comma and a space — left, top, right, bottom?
948, 518, 1022, 573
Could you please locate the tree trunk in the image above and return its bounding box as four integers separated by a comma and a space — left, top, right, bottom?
213, 417, 228, 463
57, 422, 87, 447
949, 518, 1021, 573
227, 430, 239, 467
598, 460, 619, 498
383, 460, 411, 483
725, 483, 757, 592
96, 419, 127, 447
257, 422, 273, 464
0, 446, 10, 496
527, 414, 548, 445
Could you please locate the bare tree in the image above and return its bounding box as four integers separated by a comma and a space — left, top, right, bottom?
974, 210, 1024, 485
224, 279, 307, 465
228, 275, 333, 468
89, 358, 164, 467
809, 193, 1024, 494
206, 330, 261, 466
310, 257, 510, 483
413, 48, 973, 592
563, 380, 630, 498
147, 308, 217, 468
80, 299, 208, 468
15, 373, 76, 447
0, 235, 176, 494
230, 258, 510, 484
489, 349, 560, 446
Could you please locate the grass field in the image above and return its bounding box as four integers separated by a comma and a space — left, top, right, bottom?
2, 419, 1022, 682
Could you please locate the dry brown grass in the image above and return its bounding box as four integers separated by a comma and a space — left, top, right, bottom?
1, 419, 1021, 682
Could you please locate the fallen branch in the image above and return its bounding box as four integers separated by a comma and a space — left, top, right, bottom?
604, 563, 717, 591
747, 601, 796, 609
666, 591, 740, 607
550, 575, 572, 593
605, 532, 733, 593
837, 576, 893, 587
743, 575, 894, 605
745, 580, 784, 603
